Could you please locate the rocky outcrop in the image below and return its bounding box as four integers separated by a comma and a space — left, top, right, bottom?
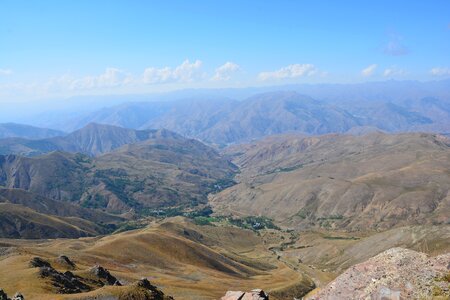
221, 289, 269, 300
10, 293, 24, 300
0, 290, 24, 300
307, 248, 450, 299
56, 255, 76, 269
29, 257, 51, 268
0, 289, 7, 300
90, 265, 121, 286
30, 257, 91, 294
25, 256, 173, 299
106, 278, 175, 300
131, 278, 174, 300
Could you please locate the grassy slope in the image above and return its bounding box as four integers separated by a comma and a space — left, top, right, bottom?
0, 203, 105, 238
0, 217, 311, 300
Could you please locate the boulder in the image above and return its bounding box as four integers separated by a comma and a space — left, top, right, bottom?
90, 265, 121, 286
0, 289, 8, 300
11, 293, 24, 300
30, 257, 90, 294
135, 278, 157, 290
221, 289, 269, 300
29, 257, 51, 268
56, 255, 76, 269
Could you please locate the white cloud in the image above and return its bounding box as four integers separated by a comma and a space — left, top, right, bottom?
430, 67, 450, 77
142, 67, 172, 84
383, 67, 406, 77
212, 62, 240, 81
0, 69, 12, 76
361, 64, 377, 77
258, 64, 318, 81
68, 68, 132, 90
42, 68, 133, 92
143, 59, 203, 84
172, 59, 203, 82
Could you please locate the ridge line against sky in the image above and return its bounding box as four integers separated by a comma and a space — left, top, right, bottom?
0, 0, 449, 101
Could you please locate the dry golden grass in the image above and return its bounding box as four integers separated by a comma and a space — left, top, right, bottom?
0, 217, 311, 299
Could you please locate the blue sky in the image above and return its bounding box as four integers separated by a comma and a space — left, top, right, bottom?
0, 0, 449, 101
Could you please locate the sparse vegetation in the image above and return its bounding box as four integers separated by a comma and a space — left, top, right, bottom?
227, 216, 280, 231
192, 216, 220, 226
113, 221, 148, 234
323, 236, 360, 240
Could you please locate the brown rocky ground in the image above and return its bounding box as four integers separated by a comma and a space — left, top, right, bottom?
306, 247, 450, 300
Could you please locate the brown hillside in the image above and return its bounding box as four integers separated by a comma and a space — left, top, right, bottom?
212, 132, 450, 230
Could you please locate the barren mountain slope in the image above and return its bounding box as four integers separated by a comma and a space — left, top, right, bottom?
0, 188, 122, 224
0, 203, 108, 238
0, 133, 237, 213
0, 123, 183, 157
152, 91, 359, 144
212, 132, 450, 230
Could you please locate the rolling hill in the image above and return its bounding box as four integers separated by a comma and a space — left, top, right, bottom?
0, 202, 108, 239
0, 217, 312, 300
0, 188, 123, 238
0, 188, 122, 223
211, 132, 450, 230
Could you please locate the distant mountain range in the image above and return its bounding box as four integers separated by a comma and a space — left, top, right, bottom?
24, 80, 450, 144
0, 123, 64, 139
0, 122, 184, 156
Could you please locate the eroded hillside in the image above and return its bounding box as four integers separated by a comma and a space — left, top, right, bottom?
0, 126, 237, 213
212, 132, 450, 230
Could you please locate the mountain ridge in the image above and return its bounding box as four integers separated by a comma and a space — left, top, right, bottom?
0, 123, 64, 139
0, 123, 184, 157
211, 132, 450, 230
21, 82, 450, 144
0, 128, 237, 213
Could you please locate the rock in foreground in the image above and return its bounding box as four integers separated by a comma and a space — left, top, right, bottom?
307, 247, 450, 299
221, 289, 269, 300
0, 290, 24, 300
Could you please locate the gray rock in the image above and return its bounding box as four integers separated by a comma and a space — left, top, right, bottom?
29, 257, 51, 268
11, 293, 24, 300
0, 289, 8, 300
56, 255, 76, 269
90, 265, 121, 286
221, 289, 269, 300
